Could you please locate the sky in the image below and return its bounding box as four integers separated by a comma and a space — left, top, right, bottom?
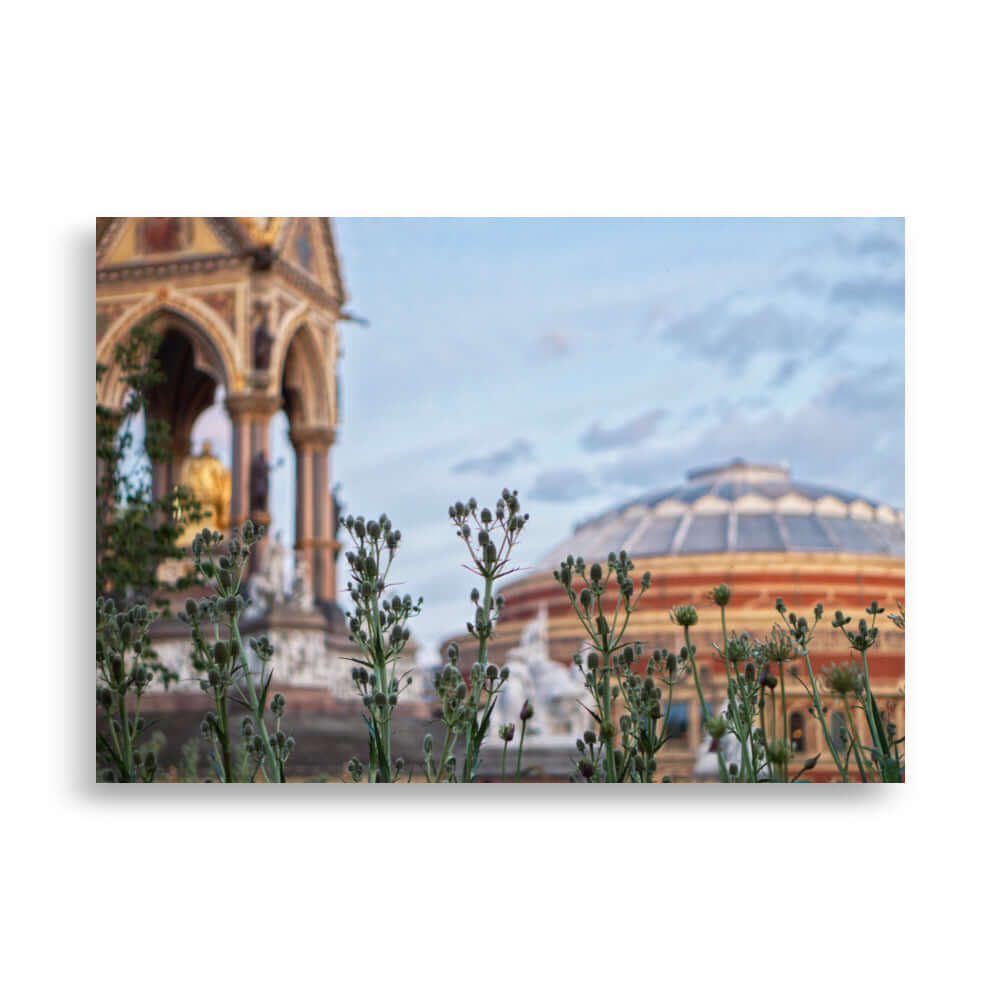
188, 218, 904, 664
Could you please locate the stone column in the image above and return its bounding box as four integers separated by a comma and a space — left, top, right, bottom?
289, 425, 337, 609
227, 393, 281, 536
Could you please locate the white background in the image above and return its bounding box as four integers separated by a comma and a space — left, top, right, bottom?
3, 2, 996, 997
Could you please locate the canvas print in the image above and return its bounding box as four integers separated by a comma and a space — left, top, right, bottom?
95, 217, 904, 783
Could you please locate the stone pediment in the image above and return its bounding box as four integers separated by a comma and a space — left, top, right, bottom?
97, 218, 241, 268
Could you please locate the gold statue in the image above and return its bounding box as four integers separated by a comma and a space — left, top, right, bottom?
176, 441, 231, 548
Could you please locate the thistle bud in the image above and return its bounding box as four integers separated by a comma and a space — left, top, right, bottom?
672, 605, 698, 627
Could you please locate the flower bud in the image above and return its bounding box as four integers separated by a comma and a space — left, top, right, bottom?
672, 605, 698, 627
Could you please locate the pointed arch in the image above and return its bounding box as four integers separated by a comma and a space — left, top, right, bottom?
280, 322, 334, 430
98, 302, 237, 412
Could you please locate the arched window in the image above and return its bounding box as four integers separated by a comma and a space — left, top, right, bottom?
790, 711, 807, 753
830, 711, 848, 754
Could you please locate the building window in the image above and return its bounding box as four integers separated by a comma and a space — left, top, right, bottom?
830, 710, 848, 754
666, 702, 689, 742
790, 711, 806, 753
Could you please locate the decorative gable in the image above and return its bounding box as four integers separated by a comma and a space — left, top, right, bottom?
98, 218, 232, 266
275, 217, 342, 300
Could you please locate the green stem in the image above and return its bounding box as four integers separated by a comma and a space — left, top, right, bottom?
602, 652, 617, 782
435, 725, 456, 783
859, 647, 889, 762
842, 695, 869, 783
801, 648, 849, 782
759, 690, 769, 780
217, 687, 233, 783
515, 721, 527, 782
117, 692, 134, 781
685, 626, 710, 726
231, 616, 281, 782
463, 574, 494, 782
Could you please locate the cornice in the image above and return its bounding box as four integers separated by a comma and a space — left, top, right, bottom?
97, 252, 250, 284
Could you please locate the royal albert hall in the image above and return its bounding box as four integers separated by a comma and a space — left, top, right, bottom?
449, 459, 905, 780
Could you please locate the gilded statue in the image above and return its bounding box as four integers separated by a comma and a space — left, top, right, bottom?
176, 441, 231, 547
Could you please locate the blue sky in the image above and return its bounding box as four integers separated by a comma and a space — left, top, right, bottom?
190, 218, 904, 663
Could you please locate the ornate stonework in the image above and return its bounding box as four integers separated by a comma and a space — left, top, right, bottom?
97, 217, 349, 612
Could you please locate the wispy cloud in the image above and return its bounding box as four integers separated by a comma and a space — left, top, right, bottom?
451, 438, 534, 476
597, 366, 904, 507
662, 302, 847, 374
855, 233, 903, 260
829, 277, 904, 311
579, 408, 667, 452
779, 270, 826, 295
530, 466, 599, 502
768, 358, 801, 388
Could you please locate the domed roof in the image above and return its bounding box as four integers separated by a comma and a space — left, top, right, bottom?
542, 459, 904, 566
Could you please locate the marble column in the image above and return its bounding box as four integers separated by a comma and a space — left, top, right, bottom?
289, 425, 337, 608
226, 394, 281, 570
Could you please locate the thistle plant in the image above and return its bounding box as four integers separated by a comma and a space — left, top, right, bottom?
830, 603, 904, 781
774, 597, 851, 783
750, 624, 800, 781
97, 322, 207, 690
671, 604, 709, 727
179, 521, 289, 782
554, 550, 651, 782
823, 661, 871, 780
607, 645, 685, 782
423, 643, 511, 782
713, 632, 765, 782
445, 489, 528, 781
341, 512, 421, 783
96, 598, 160, 782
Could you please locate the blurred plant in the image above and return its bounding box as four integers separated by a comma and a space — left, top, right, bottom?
179, 737, 202, 783
773, 598, 851, 783
713, 631, 765, 782
515, 699, 534, 782
97, 323, 206, 690
179, 521, 290, 782
751, 624, 800, 781
829, 603, 904, 781
96, 597, 161, 782
554, 549, 651, 782
341, 512, 421, 783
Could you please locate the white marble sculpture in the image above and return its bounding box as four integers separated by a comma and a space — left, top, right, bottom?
244, 532, 290, 621
490, 607, 591, 746
690, 698, 766, 780
290, 551, 314, 611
